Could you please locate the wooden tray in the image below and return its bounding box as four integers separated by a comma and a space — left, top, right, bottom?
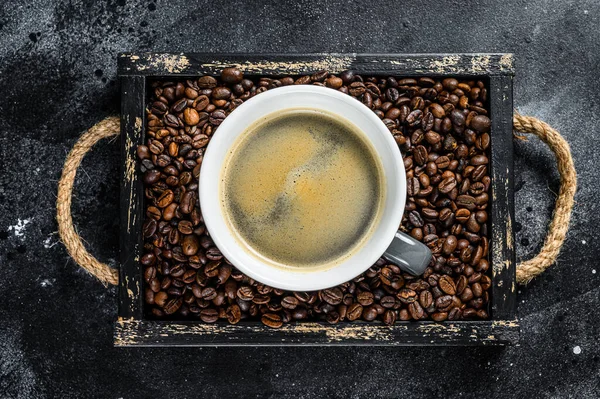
115, 53, 518, 346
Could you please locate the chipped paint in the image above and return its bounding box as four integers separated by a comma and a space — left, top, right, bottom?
427, 55, 461, 73
280, 323, 399, 341
499, 54, 514, 70
416, 323, 459, 334
202, 54, 355, 74
506, 211, 514, 251
124, 117, 141, 234
124, 275, 140, 315
136, 54, 191, 73
471, 55, 491, 73
492, 319, 519, 328
325, 325, 394, 341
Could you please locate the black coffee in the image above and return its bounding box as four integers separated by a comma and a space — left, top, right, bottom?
221, 108, 385, 270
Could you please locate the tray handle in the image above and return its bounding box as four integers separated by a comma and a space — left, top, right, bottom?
57, 117, 120, 286
57, 114, 576, 286
512, 112, 577, 284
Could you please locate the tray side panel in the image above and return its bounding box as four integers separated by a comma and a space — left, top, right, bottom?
118, 53, 514, 77
115, 320, 519, 347
489, 75, 516, 319
119, 75, 146, 320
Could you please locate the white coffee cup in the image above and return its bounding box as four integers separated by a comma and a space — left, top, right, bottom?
199, 85, 430, 291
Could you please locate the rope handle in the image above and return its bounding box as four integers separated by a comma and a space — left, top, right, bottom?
57, 117, 120, 285
512, 112, 577, 284
56, 113, 576, 286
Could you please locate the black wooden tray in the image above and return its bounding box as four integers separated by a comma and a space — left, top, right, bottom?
116, 53, 518, 346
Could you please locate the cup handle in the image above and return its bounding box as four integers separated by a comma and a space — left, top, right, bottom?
383, 231, 432, 276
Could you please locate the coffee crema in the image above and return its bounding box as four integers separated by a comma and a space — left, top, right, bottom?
220, 108, 385, 271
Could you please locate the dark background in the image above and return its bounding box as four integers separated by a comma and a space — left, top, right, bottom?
1, 0, 599, 397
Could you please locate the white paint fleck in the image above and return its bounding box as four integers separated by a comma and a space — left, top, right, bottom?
582, 240, 587, 244
40, 279, 53, 288
593, 270, 597, 274
43, 236, 59, 249
573, 346, 582, 354
8, 218, 33, 238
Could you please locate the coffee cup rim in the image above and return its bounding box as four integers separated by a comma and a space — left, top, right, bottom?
199, 85, 406, 291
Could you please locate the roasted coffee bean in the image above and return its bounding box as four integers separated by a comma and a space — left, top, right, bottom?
456, 195, 477, 210
419, 290, 433, 309
380, 295, 396, 308
438, 176, 457, 194
470, 115, 491, 132
431, 312, 448, 322
221, 67, 243, 84
281, 296, 299, 310
472, 282, 483, 297
397, 288, 417, 304
217, 264, 232, 284
177, 220, 193, 235
200, 308, 219, 323
252, 295, 270, 305
349, 82, 366, 96
196, 77, 217, 90
438, 275, 456, 295
382, 310, 396, 325
201, 287, 217, 301
397, 309, 410, 321
408, 211, 424, 227
163, 297, 183, 314
448, 307, 462, 320
406, 110, 423, 126
460, 287, 474, 302
436, 295, 453, 311
362, 306, 378, 321
205, 247, 223, 260
346, 303, 363, 321
407, 177, 420, 197
237, 286, 254, 301
156, 190, 174, 208
321, 288, 343, 305
181, 235, 199, 256
261, 313, 283, 328
442, 235, 458, 255
409, 301, 425, 319
154, 291, 168, 308
183, 108, 200, 125
357, 291, 374, 306
456, 275, 468, 295
225, 304, 242, 324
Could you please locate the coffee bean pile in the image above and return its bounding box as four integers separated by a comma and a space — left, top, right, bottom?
139, 67, 492, 327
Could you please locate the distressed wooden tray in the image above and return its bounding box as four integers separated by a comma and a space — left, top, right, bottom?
116, 53, 518, 346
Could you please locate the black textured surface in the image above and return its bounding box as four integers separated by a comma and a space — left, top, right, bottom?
0, 0, 598, 397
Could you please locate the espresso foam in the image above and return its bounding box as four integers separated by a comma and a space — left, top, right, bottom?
221, 109, 384, 270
